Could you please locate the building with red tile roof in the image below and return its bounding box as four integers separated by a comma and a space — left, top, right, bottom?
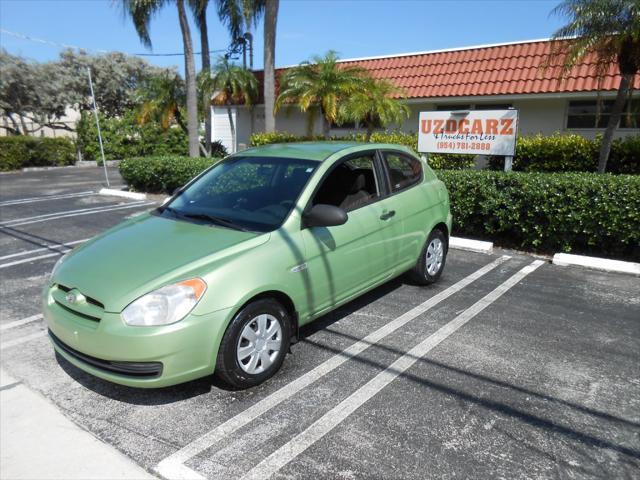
211, 38, 639, 153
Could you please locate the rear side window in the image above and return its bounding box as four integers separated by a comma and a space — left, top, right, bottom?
383, 152, 422, 192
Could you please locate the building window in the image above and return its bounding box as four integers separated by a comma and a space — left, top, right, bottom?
567, 99, 640, 129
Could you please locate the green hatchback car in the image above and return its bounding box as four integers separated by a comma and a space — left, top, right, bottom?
44, 142, 451, 389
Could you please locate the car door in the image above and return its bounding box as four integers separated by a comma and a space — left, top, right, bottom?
380, 150, 434, 270
300, 151, 390, 316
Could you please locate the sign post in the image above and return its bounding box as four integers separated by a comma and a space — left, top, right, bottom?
418, 109, 518, 170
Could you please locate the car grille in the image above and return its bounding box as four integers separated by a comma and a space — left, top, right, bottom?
49, 330, 163, 378
54, 284, 104, 322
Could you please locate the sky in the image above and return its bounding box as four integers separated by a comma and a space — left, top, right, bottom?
1, 0, 565, 73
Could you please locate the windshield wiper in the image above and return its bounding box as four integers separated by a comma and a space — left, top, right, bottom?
181, 212, 249, 232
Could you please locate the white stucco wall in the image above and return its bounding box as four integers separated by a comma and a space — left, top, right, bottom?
216, 94, 639, 149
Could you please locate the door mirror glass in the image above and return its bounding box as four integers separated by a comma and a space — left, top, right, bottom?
303, 204, 348, 228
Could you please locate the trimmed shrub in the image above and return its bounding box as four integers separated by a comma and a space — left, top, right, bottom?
438, 170, 640, 260
488, 133, 640, 174
119, 156, 220, 193
249, 131, 475, 169
0, 136, 76, 171
76, 111, 190, 161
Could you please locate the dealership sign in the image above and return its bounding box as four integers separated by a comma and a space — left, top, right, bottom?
418, 109, 519, 156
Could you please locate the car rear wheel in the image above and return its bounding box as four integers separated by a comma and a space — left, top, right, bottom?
215, 298, 291, 389
408, 228, 447, 285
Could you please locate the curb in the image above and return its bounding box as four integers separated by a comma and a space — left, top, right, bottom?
552, 253, 640, 276
449, 236, 493, 254
99, 188, 147, 201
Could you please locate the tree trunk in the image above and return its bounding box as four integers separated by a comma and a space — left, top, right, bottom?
263, 0, 279, 133
365, 123, 374, 142
227, 107, 236, 153
322, 117, 330, 138
198, 3, 212, 157
598, 73, 632, 173
176, 0, 200, 157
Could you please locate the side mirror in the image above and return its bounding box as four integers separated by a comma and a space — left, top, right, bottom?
303, 204, 348, 228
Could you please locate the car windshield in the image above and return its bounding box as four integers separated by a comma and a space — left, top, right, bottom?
161, 156, 317, 232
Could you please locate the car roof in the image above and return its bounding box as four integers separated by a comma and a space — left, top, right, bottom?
233, 142, 416, 162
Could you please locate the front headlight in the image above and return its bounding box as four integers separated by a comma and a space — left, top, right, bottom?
122, 278, 207, 327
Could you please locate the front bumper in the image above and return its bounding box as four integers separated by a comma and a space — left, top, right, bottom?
43, 285, 233, 388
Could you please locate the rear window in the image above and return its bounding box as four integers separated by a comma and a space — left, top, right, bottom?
383, 152, 422, 192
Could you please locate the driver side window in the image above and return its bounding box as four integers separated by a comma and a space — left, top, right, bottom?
312, 154, 381, 212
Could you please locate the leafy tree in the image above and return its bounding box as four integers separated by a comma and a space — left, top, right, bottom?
122, 0, 201, 157
338, 77, 410, 141
0, 51, 41, 135
201, 56, 258, 152
275, 51, 366, 136
0, 49, 167, 136
57, 49, 167, 117
549, 0, 640, 173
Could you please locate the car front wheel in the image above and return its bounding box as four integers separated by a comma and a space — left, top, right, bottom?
408, 228, 448, 285
215, 298, 291, 389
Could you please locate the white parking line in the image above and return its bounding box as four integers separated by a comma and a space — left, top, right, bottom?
155, 255, 511, 480
0, 252, 71, 270
0, 191, 94, 207
240, 260, 544, 480
0, 239, 89, 262
0, 331, 47, 351
0, 314, 43, 332
0, 202, 155, 228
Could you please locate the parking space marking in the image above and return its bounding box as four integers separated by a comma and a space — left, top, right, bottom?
0, 191, 94, 207
0, 331, 47, 351
0, 239, 88, 262
240, 260, 544, 480
155, 255, 511, 480
0, 250, 76, 270
0, 314, 43, 332
0, 201, 155, 228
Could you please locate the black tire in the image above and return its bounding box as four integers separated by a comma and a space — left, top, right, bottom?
407, 228, 448, 285
215, 298, 291, 389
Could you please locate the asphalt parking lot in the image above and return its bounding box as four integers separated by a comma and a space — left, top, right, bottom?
1, 167, 639, 480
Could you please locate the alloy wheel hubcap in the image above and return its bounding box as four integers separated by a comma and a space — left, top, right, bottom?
425, 238, 444, 276
237, 314, 282, 374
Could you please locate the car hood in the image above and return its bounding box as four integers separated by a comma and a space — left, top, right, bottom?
53, 213, 268, 312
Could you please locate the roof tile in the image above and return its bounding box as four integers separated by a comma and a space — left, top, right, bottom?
256, 39, 638, 103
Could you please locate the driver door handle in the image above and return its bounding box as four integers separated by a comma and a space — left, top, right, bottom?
380, 210, 396, 220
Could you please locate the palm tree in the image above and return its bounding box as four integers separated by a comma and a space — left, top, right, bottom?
549, 0, 640, 173
263, 0, 278, 133
122, 0, 200, 157
189, 0, 213, 156
136, 71, 187, 132
276, 51, 366, 137
338, 77, 410, 141
202, 56, 258, 152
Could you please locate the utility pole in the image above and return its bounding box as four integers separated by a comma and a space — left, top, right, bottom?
87, 67, 110, 187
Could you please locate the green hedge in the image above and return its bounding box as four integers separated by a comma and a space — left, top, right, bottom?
488, 134, 640, 174
438, 170, 640, 260
0, 136, 76, 171
76, 111, 190, 161
251, 131, 640, 174
119, 156, 220, 193
249, 131, 475, 170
